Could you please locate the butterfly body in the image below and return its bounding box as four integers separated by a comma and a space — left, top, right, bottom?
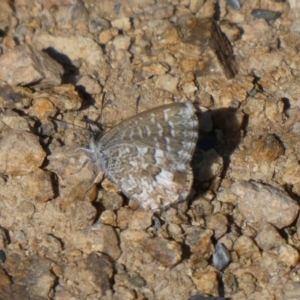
90, 102, 199, 210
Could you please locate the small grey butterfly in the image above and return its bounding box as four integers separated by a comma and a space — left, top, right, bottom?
89, 102, 199, 210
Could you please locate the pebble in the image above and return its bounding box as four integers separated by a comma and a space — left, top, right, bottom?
0, 250, 6, 263
0, 131, 46, 176
101, 192, 124, 210
184, 226, 214, 258
213, 243, 230, 270
205, 213, 228, 239
278, 244, 299, 267
0, 45, 63, 87
233, 236, 261, 259
248, 134, 285, 162
142, 237, 182, 267
73, 224, 121, 260
231, 181, 299, 229
251, 9, 282, 22
255, 223, 285, 251
85, 252, 114, 295
192, 270, 219, 296
226, 0, 241, 10
155, 74, 179, 93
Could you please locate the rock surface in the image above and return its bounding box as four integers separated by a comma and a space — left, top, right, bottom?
0, 0, 299, 299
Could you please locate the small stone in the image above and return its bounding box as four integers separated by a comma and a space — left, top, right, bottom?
0, 250, 6, 262
167, 224, 184, 242
128, 209, 153, 231
112, 35, 131, 50
181, 82, 198, 94
233, 236, 261, 259
128, 274, 146, 288
86, 252, 113, 294
255, 223, 285, 251
283, 282, 300, 299
150, 20, 180, 45
99, 29, 115, 44
278, 244, 299, 267
155, 74, 179, 93
31, 234, 62, 261
111, 18, 131, 31
30, 96, 57, 119
66, 201, 97, 231
190, 198, 213, 219
231, 181, 299, 229
19, 169, 54, 203
218, 234, 235, 251
113, 286, 136, 300
101, 192, 123, 210
251, 9, 282, 22
74, 224, 121, 260
0, 85, 30, 110
184, 227, 214, 258
205, 213, 228, 239
213, 243, 230, 270
192, 270, 219, 296
102, 178, 120, 193
189, 0, 205, 14
0, 44, 63, 88
117, 207, 134, 230
226, 0, 241, 10
0, 131, 46, 176
88, 17, 110, 34
236, 272, 257, 295
76, 75, 102, 95
220, 20, 243, 42
248, 134, 284, 162
3, 36, 17, 48
142, 237, 182, 267
100, 210, 117, 226
6, 254, 56, 298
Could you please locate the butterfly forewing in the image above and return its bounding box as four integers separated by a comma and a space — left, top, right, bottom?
93, 102, 199, 210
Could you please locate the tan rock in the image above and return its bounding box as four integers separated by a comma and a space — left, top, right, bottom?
184, 226, 214, 258
255, 223, 285, 251
0, 45, 63, 87
278, 244, 299, 267
142, 237, 182, 267
0, 131, 46, 176
231, 181, 299, 228
233, 236, 261, 259
192, 269, 219, 296
100, 210, 117, 226
155, 74, 179, 93
205, 213, 228, 239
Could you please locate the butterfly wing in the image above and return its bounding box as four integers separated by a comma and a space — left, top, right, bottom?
105, 144, 194, 210
96, 102, 199, 210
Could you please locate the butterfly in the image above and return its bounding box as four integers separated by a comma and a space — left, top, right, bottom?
89, 102, 199, 210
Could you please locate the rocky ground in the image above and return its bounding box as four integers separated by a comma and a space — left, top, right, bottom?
0, 0, 300, 299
